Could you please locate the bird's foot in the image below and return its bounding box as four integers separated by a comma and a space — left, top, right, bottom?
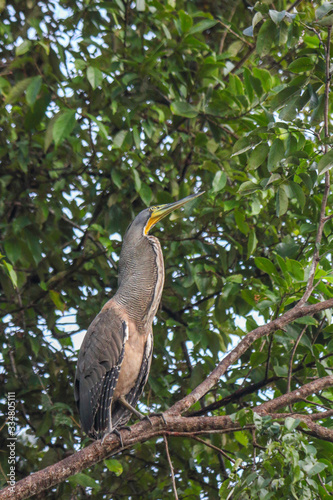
145, 412, 167, 426
103, 426, 131, 448
113, 429, 124, 447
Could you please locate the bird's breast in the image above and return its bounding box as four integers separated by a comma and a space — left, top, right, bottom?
113, 320, 148, 399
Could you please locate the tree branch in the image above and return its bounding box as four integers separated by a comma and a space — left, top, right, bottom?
163, 435, 178, 500
257, 375, 333, 413
4, 375, 333, 500
0, 415, 247, 500
166, 298, 333, 416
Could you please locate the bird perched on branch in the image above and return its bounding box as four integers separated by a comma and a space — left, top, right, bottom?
74, 192, 203, 440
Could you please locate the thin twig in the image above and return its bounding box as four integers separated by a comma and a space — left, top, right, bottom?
191, 435, 242, 467
218, 19, 253, 49
287, 325, 307, 411
252, 429, 257, 470
219, 4, 238, 54
317, 472, 331, 496
163, 435, 179, 500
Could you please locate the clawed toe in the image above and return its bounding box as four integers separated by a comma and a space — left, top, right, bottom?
101, 426, 130, 447
113, 429, 124, 447
119, 425, 132, 433
143, 415, 153, 426
148, 412, 167, 425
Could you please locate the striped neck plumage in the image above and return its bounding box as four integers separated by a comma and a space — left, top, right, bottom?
115, 235, 165, 330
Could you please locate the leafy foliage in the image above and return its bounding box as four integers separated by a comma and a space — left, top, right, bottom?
1, 0, 333, 498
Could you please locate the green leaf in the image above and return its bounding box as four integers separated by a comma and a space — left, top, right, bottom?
267, 138, 284, 172
53, 110, 76, 146
285, 417, 300, 431
87, 113, 109, 139
294, 316, 318, 326
87, 66, 103, 89
254, 257, 278, 276
306, 462, 327, 477
276, 185, 289, 216
286, 258, 303, 281
269, 10, 286, 24
4, 240, 21, 264
311, 94, 325, 124
132, 169, 141, 192
253, 11, 263, 29
247, 229, 258, 259
288, 57, 314, 74
49, 290, 66, 312
251, 351, 267, 368
256, 20, 275, 56
238, 181, 258, 195
234, 431, 249, 446
279, 96, 300, 121
212, 171, 227, 192
234, 210, 249, 235
317, 150, 333, 174
16, 39, 32, 56
69, 473, 101, 491
1, 259, 18, 288
105, 459, 123, 476
273, 364, 288, 377
179, 10, 193, 33
132, 126, 141, 149
5, 78, 32, 104
189, 19, 217, 34
316, 2, 333, 20
113, 130, 127, 149
248, 143, 269, 170
270, 86, 300, 110
243, 26, 253, 37
231, 136, 261, 157
288, 181, 305, 209
139, 183, 153, 206
74, 58, 86, 70
170, 101, 198, 118
44, 115, 57, 152
26, 76, 42, 107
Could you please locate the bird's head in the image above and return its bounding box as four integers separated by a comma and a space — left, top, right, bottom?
144, 191, 204, 234
125, 191, 204, 239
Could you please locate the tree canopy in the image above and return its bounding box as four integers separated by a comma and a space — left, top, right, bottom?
1, 0, 333, 498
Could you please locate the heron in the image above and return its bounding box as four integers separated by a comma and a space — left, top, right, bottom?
74, 191, 203, 441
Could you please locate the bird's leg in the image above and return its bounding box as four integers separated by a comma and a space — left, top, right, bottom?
118, 396, 166, 426
118, 395, 151, 423
101, 407, 131, 447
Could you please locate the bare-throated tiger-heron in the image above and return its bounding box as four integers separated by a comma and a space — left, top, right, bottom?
74, 192, 204, 440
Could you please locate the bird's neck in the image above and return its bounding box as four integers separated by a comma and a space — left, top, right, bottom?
114, 235, 165, 331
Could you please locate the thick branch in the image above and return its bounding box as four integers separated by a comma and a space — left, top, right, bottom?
0, 415, 244, 500
166, 298, 333, 416
257, 376, 333, 413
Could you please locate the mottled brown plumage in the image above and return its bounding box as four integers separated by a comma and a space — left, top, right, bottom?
74, 192, 203, 440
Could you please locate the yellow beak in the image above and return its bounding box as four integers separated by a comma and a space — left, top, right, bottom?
145, 191, 204, 234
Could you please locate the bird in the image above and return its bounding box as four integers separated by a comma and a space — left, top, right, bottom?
74, 191, 203, 441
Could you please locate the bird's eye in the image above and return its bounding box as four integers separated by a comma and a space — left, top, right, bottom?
149, 207, 156, 212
